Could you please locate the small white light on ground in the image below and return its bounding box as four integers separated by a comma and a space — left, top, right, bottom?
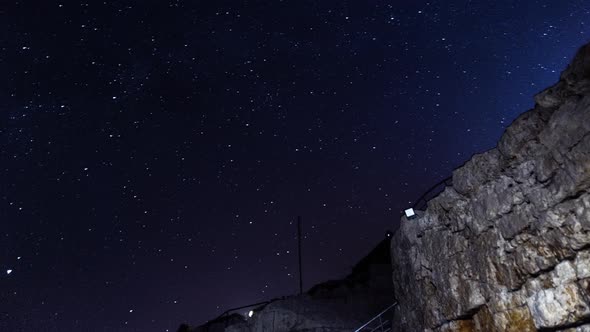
6, 269, 12, 275
404, 208, 415, 218
248, 310, 254, 318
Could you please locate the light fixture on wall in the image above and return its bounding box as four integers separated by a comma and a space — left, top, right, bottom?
404, 208, 416, 219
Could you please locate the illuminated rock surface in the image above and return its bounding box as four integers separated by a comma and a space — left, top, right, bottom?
390, 43, 590, 332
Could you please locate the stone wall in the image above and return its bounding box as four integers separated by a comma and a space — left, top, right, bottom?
390, 43, 590, 331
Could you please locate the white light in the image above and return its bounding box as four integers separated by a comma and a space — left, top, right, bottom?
404, 208, 415, 218
6, 269, 12, 275
248, 310, 254, 318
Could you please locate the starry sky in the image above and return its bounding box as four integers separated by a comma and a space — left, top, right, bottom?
1, 1, 589, 331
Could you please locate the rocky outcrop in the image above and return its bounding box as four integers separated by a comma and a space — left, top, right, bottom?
180, 235, 395, 332
231, 295, 373, 332
391, 43, 590, 331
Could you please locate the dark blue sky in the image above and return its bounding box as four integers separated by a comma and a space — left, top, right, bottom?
1, 1, 589, 331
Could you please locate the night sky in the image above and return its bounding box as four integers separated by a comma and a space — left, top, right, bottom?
1, 1, 589, 331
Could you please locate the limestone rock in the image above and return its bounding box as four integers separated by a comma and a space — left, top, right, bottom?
391, 42, 590, 331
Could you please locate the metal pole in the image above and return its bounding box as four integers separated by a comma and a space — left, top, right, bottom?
297, 216, 303, 295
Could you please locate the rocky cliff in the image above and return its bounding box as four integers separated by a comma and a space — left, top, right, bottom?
391, 43, 590, 331
180, 235, 394, 332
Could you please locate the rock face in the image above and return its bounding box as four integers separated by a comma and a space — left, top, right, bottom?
391, 43, 590, 331
181, 235, 395, 332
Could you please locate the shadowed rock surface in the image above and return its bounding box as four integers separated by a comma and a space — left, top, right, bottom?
390, 42, 590, 331
179, 235, 394, 332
